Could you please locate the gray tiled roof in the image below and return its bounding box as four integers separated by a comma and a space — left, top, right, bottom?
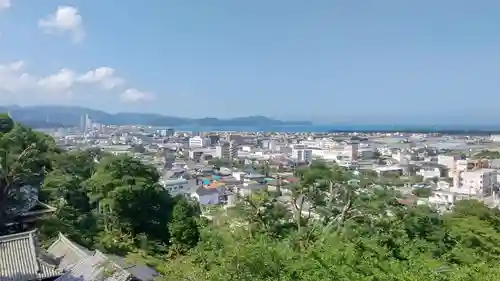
47, 233, 92, 271
107, 255, 159, 281
54, 251, 131, 281
0, 230, 61, 281
195, 186, 220, 196
47, 234, 158, 281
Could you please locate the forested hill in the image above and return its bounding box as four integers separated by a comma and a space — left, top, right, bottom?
1, 118, 500, 280
0, 105, 311, 127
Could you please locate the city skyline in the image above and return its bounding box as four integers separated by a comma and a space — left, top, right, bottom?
1, 1, 500, 123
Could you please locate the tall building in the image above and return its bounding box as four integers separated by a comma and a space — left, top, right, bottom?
80, 115, 85, 132
451, 168, 497, 197
229, 140, 239, 159
291, 144, 312, 163
229, 134, 244, 145
85, 114, 92, 131
166, 128, 175, 137
261, 139, 277, 151
350, 141, 359, 161
216, 142, 231, 160
208, 135, 220, 146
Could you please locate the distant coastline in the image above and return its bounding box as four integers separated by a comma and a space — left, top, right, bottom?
4, 105, 500, 134
28, 122, 500, 135
0, 105, 311, 128
168, 124, 500, 135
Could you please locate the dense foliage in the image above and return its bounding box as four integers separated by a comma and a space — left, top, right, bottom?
2, 118, 500, 280
473, 150, 500, 160
38, 148, 200, 256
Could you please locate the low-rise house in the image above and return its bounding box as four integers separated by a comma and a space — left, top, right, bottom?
192, 187, 222, 205
161, 178, 198, 196
244, 173, 266, 183
437, 179, 452, 191
416, 167, 441, 180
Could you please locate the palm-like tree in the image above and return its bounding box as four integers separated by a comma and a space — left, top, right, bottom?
0, 115, 42, 230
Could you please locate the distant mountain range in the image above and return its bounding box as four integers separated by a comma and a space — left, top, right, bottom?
0, 105, 312, 128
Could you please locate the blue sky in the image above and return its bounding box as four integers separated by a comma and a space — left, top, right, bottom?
1, 1, 500, 124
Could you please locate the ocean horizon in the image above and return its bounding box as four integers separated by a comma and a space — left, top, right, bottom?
168, 124, 500, 133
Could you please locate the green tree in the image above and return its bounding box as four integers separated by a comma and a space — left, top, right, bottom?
169, 197, 201, 254
0, 122, 57, 230
473, 150, 500, 160
84, 154, 159, 206
110, 182, 173, 242
0, 114, 14, 133
130, 144, 146, 153
235, 190, 293, 237
412, 187, 433, 198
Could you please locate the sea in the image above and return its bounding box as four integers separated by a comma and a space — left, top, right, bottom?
163, 124, 500, 133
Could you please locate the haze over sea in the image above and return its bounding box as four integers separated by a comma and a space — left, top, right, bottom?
168, 124, 500, 133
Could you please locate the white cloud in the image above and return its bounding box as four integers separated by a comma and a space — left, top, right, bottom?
37, 68, 76, 93
38, 6, 85, 43
0, 61, 36, 92
1, 61, 152, 103
121, 88, 155, 103
77, 67, 124, 89
0, 0, 11, 10
0, 60, 24, 72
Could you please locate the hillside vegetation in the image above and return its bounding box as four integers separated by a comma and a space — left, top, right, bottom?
1, 119, 500, 280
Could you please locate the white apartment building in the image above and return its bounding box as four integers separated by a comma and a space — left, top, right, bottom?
261, 139, 277, 151
309, 143, 360, 164
291, 144, 312, 163
215, 142, 231, 160
215, 141, 238, 160
438, 155, 463, 178
451, 168, 497, 197
300, 138, 346, 149
189, 136, 208, 148
229, 141, 238, 159
416, 167, 441, 180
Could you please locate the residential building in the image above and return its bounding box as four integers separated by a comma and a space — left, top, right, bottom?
438, 155, 463, 176
215, 142, 231, 159
229, 140, 239, 159
161, 178, 197, 196
207, 135, 220, 146
291, 144, 312, 163
189, 148, 205, 160
261, 139, 277, 151
416, 167, 441, 180
451, 168, 497, 197
188, 136, 208, 148
192, 186, 222, 205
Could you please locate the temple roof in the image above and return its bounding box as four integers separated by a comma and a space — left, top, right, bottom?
47, 233, 159, 281
0, 229, 61, 281
54, 251, 132, 281
47, 233, 93, 271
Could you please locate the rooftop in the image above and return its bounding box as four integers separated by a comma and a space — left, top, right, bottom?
0, 230, 61, 281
